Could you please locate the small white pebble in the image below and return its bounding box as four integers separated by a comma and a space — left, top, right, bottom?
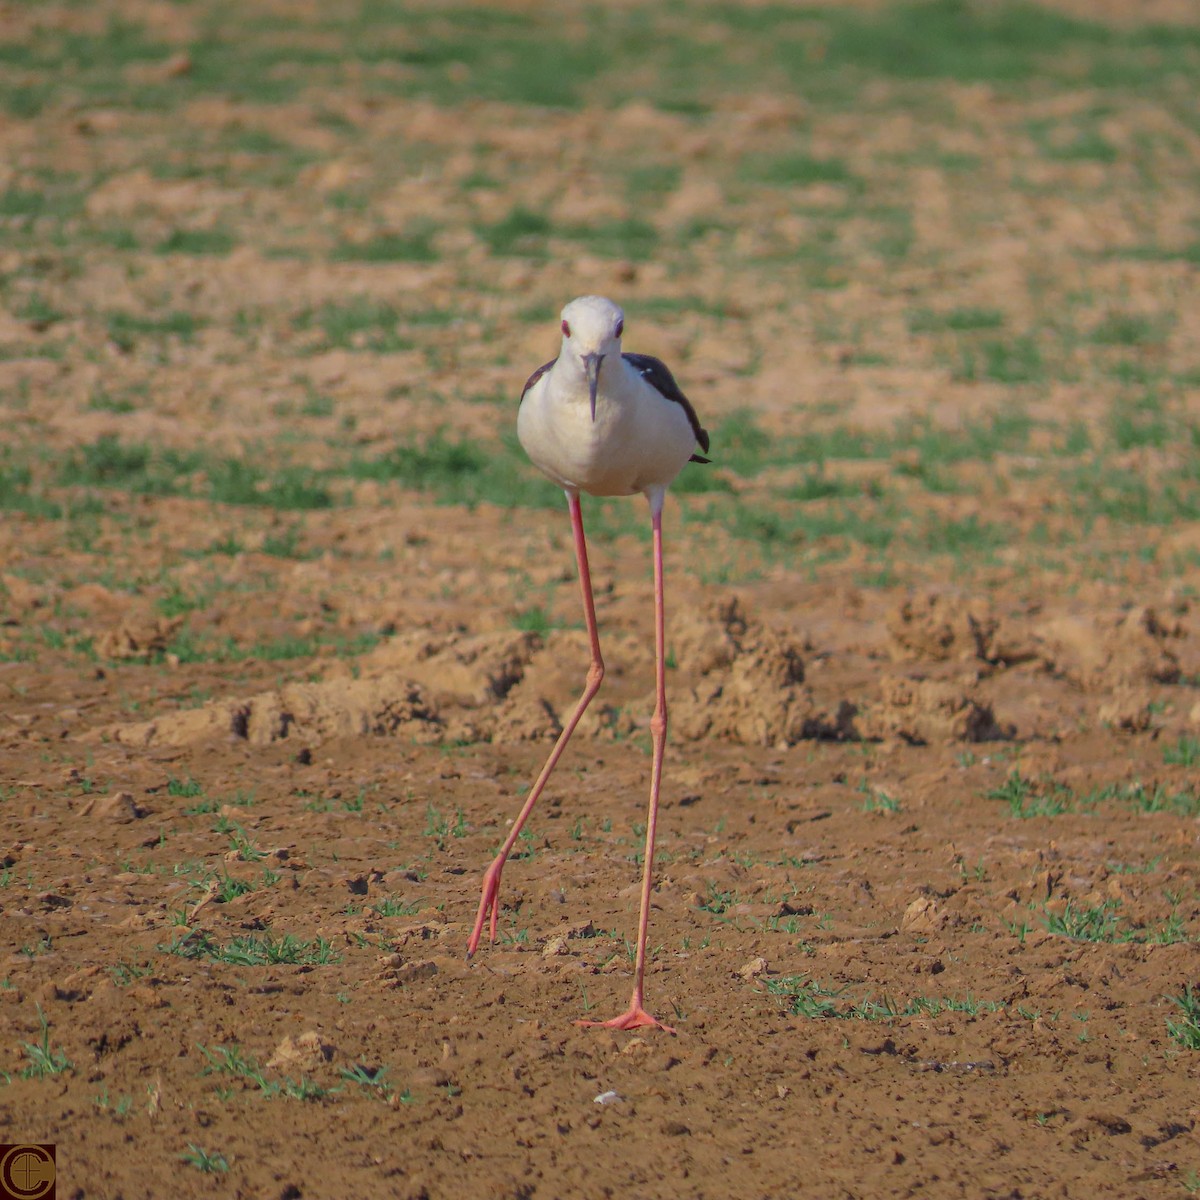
593, 1090, 622, 1105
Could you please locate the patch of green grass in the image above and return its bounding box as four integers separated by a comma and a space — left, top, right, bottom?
16, 292, 65, 330
784, 468, 867, 503
789, 230, 846, 288
87, 387, 139, 415
708, 410, 777, 476
298, 388, 336, 418
160, 931, 341, 966
222, 127, 295, 155
1108, 782, 1200, 817
697, 883, 737, 916
253, 632, 371, 661
914, 513, 1009, 557
19, 1007, 73, 1079
326, 188, 370, 213
968, 335, 1045, 384
226, 826, 266, 863
855, 565, 899, 588
0, 457, 62, 519
0, 338, 70, 363
1091, 312, 1162, 347
210, 873, 255, 903
6, 0, 1197, 128
1111, 241, 1200, 267
0, 179, 84, 228
332, 228, 439, 264
1147, 910, 1189, 947
93, 1088, 134, 1117
682, 409, 1038, 490
624, 164, 681, 200
893, 458, 961, 495
162, 627, 379, 667
1166, 985, 1200, 1050
1110, 394, 1169, 450
105, 310, 206, 351
157, 583, 213, 619
201, 126, 321, 185
0, 84, 52, 119
1108, 361, 1161, 387
0, 188, 47, 218
192, 532, 246, 558
424, 803, 467, 850
739, 152, 858, 189
902, 993, 1002, 1017
59, 437, 335, 510
867, 204, 914, 261
293, 298, 412, 353
802, 0, 1156, 88
198, 1042, 266, 1085
205, 459, 334, 510
348, 431, 560, 509
156, 227, 237, 256
860, 785, 901, 813
1049, 129, 1117, 162
764, 976, 1004, 1021
181, 1144, 229, 1173
765, 976, 844, 1018
9, 18, 167, 81
372, 897, 420, 918
197, 1043, 334, 1101
715, 498, 894, 558
478, 207, 552, 258
136, 36, 313, 106
339, 1062, 401, 1101
477, 210, 659, 259
1028, 118, 1118, 164
316, 12, 599, 108
793, 425, 873, 463
909, 307, 1005, 333
670, 464, 735, 497
512, 606, 555, 635
1041, 899, 1127, 942
1063, 461, 1200, 527
1106, 856, 1163, 876
1032, 896, 1187, 946
260, 525, 309, 558
60, 436, 197, 496
86, 225, 141, 252
1164, 737, 1200, 768
109, 961, 152, 987
565, 217, 658, 259
985, 772, 1076, 818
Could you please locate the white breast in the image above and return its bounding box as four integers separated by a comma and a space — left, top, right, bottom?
518, 358, 698, 497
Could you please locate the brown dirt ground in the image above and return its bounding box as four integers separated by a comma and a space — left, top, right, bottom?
2, 2, 1200, 1198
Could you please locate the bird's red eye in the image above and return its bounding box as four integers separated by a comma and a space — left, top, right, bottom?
561, 320, 571, 338
615, 319, 624, 338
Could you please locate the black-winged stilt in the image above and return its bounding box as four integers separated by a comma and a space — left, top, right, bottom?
467, 295, 710, 1032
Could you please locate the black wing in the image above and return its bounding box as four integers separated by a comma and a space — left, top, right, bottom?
622, 352, 711, 463
520, 358, 556, 402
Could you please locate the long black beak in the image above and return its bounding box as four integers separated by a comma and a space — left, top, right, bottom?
583, 353, 604, 422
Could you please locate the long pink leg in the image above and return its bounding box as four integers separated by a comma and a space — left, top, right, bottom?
577, 489, 675, 1033
467, 490, 604, 958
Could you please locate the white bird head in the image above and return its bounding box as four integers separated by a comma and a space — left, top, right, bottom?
559, 295, 625, 421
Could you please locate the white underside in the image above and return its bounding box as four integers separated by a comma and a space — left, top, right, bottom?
518, 357, 699, 499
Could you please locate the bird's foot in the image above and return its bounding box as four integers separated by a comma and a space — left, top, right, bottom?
466, 856, 505, 959
575, 1005, 676, 1034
